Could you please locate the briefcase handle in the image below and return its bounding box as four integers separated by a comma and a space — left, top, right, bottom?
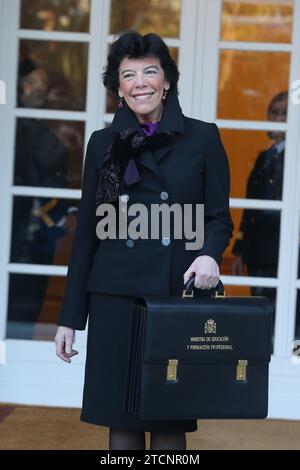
182, 273, 225, 298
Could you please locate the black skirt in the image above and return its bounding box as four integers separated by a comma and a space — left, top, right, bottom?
80, 292, 198, 433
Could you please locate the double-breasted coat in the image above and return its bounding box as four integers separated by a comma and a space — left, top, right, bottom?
57, 90, 234, 432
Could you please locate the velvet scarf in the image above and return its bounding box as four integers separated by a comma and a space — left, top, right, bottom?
95, 124, 176, 206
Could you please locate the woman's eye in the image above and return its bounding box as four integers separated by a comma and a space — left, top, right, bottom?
123, 70, 157, 79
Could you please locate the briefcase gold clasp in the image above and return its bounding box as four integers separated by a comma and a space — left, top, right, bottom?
236, 359, 248, 381
167, 359, 178, 381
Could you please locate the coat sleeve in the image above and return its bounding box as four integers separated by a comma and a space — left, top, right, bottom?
196, 123, 234, 266
57, 131, 99, 330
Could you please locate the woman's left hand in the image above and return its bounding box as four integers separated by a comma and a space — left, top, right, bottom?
183, 255, 220, 289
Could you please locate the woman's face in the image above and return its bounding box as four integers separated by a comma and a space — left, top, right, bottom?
118, 56, 170, 122
267, 97, 287, 143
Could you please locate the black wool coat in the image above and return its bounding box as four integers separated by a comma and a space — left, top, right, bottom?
57, 91, 234, 330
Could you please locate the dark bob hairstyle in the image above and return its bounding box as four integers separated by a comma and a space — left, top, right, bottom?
102, 30, 180, 97
267, 90, 288, 116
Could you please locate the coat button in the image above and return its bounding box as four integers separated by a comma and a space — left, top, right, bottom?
160, 191, 169, 201
120, 194, 129, 203
126, 239, 134, 248
162, 237, 170, 246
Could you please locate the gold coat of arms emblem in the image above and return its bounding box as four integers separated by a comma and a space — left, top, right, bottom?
204, 319, 216, 334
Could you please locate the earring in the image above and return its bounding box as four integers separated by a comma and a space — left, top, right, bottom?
162, 89, 168, 102
118, 95, 124, 109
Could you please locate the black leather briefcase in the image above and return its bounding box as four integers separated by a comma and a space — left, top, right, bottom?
124, 275, 273, 420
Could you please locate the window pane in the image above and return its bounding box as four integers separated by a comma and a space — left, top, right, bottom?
105, 47, 179, 113
221, 1, 294, 44
217, 51, 290, 120
18, 40, 88, 111
221, 129, 285, 200
110, 0, 181, 37
230, 208, 280, 277
14, 118, 85, 189
10, 197, 79, 266
7, 274, 67, 340
20, 0, 91, 32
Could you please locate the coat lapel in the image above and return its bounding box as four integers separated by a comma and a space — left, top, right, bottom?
109, 90, 186, 188
153, 140, 175, 163
137, 149, 161, 180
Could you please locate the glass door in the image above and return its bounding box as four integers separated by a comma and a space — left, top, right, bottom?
0, 0, 108, 406
193, 0, 300, 419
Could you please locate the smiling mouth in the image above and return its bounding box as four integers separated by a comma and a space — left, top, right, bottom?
132, 92, 155, 100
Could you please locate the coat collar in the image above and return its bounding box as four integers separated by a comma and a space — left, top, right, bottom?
109, 90, 185, 192
110, 89, 186, 135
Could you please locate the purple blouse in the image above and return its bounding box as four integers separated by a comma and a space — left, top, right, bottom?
140, 121, 160, 136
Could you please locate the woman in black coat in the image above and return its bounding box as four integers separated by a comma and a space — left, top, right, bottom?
55, 31, 233, 450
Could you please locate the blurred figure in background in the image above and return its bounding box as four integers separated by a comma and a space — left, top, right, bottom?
231, 91, 287, 312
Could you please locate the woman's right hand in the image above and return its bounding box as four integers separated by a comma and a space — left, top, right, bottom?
55, 326, 79, 363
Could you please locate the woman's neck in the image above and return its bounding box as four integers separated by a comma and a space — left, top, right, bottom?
135, 103, 164, 124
